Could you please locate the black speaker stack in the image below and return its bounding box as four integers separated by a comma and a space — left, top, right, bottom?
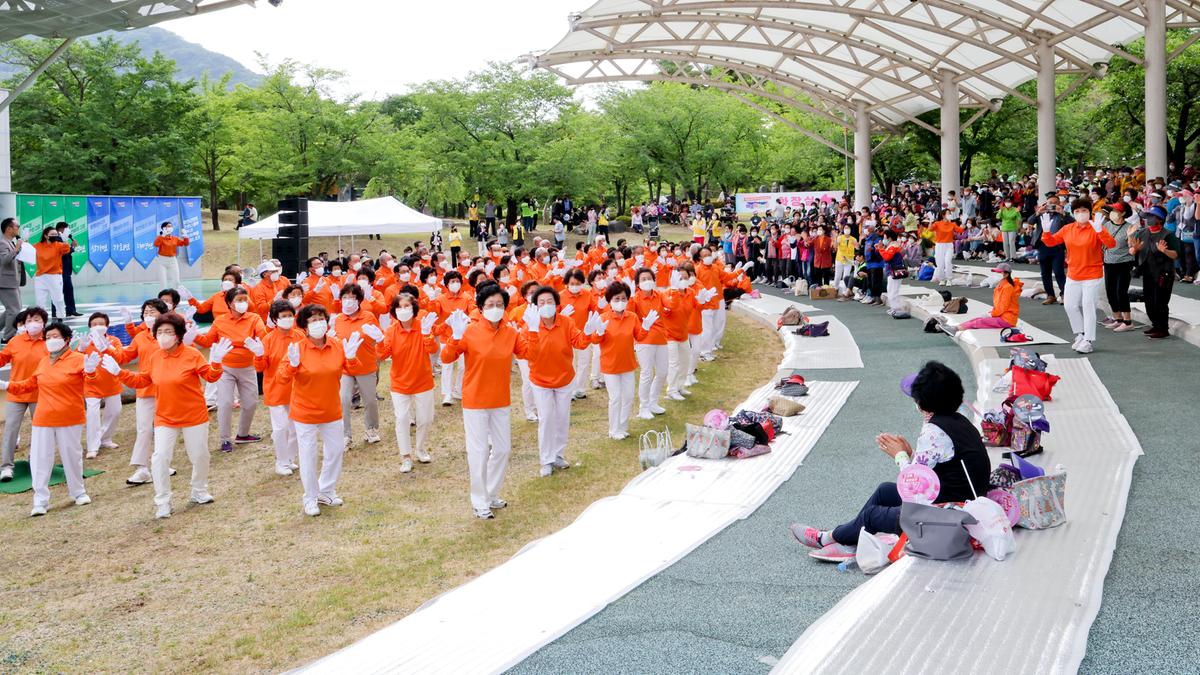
272, 197, 309, 278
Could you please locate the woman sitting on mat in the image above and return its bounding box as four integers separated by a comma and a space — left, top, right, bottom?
937, 262, 1023, 335
788, 361, 992, 563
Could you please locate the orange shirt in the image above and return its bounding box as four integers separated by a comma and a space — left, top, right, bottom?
432, 290, 474, 339
596, 309, 645, 375
255, 327, 302, 407
523, 318, 591, 389
80, 334, 132, 398
193, 311, 267, 370
301, 275, 336, 312
250, 278, 288, 320
992, 279, 1024, 326
118, 346, 222, 427
154, 235, 190, 257
628, 289, 670, 345
7, 351, 95, 426
34, 241, 71, 276
331, 310, 381, 375
277, 337, 359, 424
377, 312, 439, 395
1039, 223, 1117, 281
664, 287, 697, 342
693, 263, 725, 311
560, 287, 596, 331
0, 334, 48, 403
119, 330, 160, 399
440, 319, 530, 409
931, 220, 964, 244
191, 290, 230, 318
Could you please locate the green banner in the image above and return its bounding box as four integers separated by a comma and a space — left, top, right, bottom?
63, 196, 89, 274
16, 195, 43, 278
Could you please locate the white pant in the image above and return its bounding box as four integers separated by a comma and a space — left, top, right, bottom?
699, 308, 717, 355
340, 372, 380, 439
204, 379, 218, 407
571, 347, 592, 395
33, 274, 65, 317
268, 405, 298, 471
441, 353, 464, 399
294, 419, 345, 507
531, 383, 572, 467
688, 335, 701, 376
157, 255, 181, 289
833, 260, 853, 291
934, 242, 954, 282
666, 340, 690, 395
462, 407, 511, 511
217, 365, 258, 443
603, 372, 636, 436
152, 423, 209, 508
85, 394, 121, 455
635, 343, 668, 414
30, 425, 85, 509
131, 397, 156, 467
886, 276, 903, 311
589, 343, 600, 381
1063, 277, 1103, 342
713, 304, 728, 349
516, 358, 536, 417
391, 389, 435, 458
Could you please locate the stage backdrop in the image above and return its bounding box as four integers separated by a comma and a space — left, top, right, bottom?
14, 193, 204, 287
734, 190, 846, 216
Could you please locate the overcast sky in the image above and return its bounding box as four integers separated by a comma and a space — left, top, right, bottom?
162, 0, 588, 98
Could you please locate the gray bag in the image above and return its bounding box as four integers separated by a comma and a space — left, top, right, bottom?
900, 502, 978, 561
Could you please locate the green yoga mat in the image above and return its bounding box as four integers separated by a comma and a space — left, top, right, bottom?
0, 461, 104, 494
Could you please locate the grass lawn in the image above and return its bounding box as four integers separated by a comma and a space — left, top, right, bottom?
0, 306, 777, 672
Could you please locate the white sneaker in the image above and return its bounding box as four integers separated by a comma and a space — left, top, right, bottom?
552, 458, 570, 470
0, 466, 12, 482
74, 494, 91, 506
400, 458, 413, 473
155, 504, 172, 519
85, 450, 98, 459
700, 353, 715, 362
685, 376, 698, 386
859, 295, 873, 304
415, 448, 432, 463
539, 464, 554, 477
591, 379, 604, 390
474, 508, 494, 519
1075, 339, 1094, 354
304, 502, 321, 517
101, 441, 119, 449
525, 413, 538, 422
1071, 334, 1084, 349
667, 392, 686, 401
343, 436, 353, 451
441, 395, 453, 407
289, 461, 299, 470
126, 467, 152, 485
364, 428, 382, 444
190, 492, 215, 505
274, 465, 294, 476
650, 405, 667, 415
681, 388, 692, 396
636, 411, 655, 420
30, 504, 47, 517
317, 494, 344, 507
489, 498, 508, 510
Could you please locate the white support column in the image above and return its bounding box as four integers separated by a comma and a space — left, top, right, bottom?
939, 69, 960, 202
853, 100, 871, 210
1145, 0, 1168, 179
1037, 32, 1057, 199
0, 89, 13, 222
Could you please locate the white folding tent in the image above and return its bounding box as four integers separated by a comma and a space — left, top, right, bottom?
237, 196, 443, 239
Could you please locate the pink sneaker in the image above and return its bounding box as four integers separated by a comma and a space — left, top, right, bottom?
809, 543, 857, 562
789, 523, 823, 549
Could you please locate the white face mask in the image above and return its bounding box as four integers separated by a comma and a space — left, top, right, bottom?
156, 334, 177, 350
313, 267, 325, 277
270, 272, 281, 282
638, 280, 655, 292
540, 256, 550, 265
447, 281, 462, 293
606, 268, 618, 278
538, 304, 556, 319
307, 320, 328, 339
351, 262, 362, 271
398, 273, 411, 282
45, 337, 66, 353
233, 300, 248, 314
276, 317, 295, 330
568, 284, 582, 294
90, 324, 107, 337
482, 306, 505, 323
162, 227, 173, 236
499, 275, 510, 284
288, 296, 303, 309
25, 321, 43, 336
521, 256, 531, 265
610, 300, 628, 313
342, 298, 359, 314
702, 255, 714, 265
594, 279, 608, 289
332, 269, 343, 277
396, 306, 414, 322
221, 280, 235, 292
1074, 211, 1091, 224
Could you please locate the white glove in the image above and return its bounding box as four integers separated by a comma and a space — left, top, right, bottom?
331, 283, 341, 300
177, 285, 192, 302
244, 336, 264, 357
84, 351, 100, 374
1092, 219, 1103, 232
297, 271, 309, 285
583, 311, 601, 336
180, 304, 196, 321
183, 323, 198, 346
523, 305, 541, 333
485, 260, 496, 274
597, 295, 608, 309
561, 303, 575, 317
734, 261, 745, 272
121, 307, 132, 325
101, 354, 120, 376
91, 330, 110, 353
641, 309, 659, 331
634, 255, 644, 266
361, 323, 384, 342
595, 318, 608, 336
287, 342, 301, 368
448, 309, 470, 341
378, 312, 392, 331
697, 287, 717, 304
266, 315, 275, 329
343, 332, 363, 360
209, 337, 233, 364
669, 270, 681, 288
315, 277, 327, 293
743, 261, 754, 271
516, 269, 525, 280
420, 312, 437, 335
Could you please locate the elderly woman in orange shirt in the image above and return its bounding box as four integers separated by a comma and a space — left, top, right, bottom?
119, 299, 169, 485
104, 313, 231, 519
378, 289, 440, 473
0, 307, 49, 482
277, 304, 364, 517
194, 284, 267, 453
78, 312, 132, 459
596, 283, 658, 439
559, 269, 598, 400
330, 282, 384, 448
629, 267, 671, 420
153, 220, 190, 288
2, 321, 100, 515
523, 284, 601, 477
248, 300, 302, 476
441, 283, 532, 519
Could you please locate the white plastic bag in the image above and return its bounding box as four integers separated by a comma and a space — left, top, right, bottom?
639, 428, 672, 469
855, 528, 899, 575
962, 497, 1017, 561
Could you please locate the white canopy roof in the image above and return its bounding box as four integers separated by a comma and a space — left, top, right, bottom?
238, 197, 444, 240
534, 0, 1200, 131
0, 1, 255, 43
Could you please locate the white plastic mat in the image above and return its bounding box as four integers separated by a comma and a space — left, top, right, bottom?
903, 290, 1067, 346
739, 295, 864, 369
